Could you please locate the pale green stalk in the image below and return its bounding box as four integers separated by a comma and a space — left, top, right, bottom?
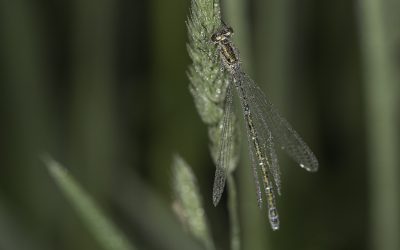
187, 0, 239, 168
172, 155, 216, 250
44, 156, 135, 250
187, 1, 241, 250
358, 1, 400, 249
227, 175, 240, 250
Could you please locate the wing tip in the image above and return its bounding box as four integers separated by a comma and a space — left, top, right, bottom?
212, 192, 222, 206
300, 162, 319, 172
212, 168, 227, 206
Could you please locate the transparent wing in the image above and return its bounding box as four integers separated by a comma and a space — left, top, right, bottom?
240, 73, 319, 172
233, 73, 281, 197
244, 116, 263, 208
266, 134, 281, 195
247, 138, 262, 208
212, 83, 235, 206
234, 75, 279, 225
247, 87, 282, 195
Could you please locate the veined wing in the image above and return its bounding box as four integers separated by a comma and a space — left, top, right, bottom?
233, 72, 282, 195
212, 83, 235, 206
246, 130, 264, 208
250, 98, 282, 195
234, 74, 280, 229
242, 73, 319, 172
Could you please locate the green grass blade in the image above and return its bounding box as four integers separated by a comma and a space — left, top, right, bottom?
172, 155, 215, 250
187, 0, 239, 173
358, 1, 400, 249
187, 1, 242, 249
227, 175, 240, 250
43, 156, 135, 250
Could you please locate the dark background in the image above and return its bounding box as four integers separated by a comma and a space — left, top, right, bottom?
0, 0, 399, 249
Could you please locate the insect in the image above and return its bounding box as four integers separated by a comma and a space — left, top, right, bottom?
211, 24, 318, 230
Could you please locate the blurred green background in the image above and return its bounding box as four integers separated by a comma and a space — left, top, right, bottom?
0, 0, 399, 249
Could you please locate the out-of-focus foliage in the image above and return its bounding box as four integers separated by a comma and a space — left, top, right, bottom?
44, 156, 135, 250
0, 0, 399, 249
172, 155, 215, 250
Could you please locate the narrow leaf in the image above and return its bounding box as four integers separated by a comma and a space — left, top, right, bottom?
43, 156, 135, 250
172, 155, 215, 250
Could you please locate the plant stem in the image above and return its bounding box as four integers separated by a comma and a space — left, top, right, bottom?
358, 0, 400, 249
44, 156, 135, 250
172, 155, 216, 250
227, 175, 240, 250
187, 2, 242, 250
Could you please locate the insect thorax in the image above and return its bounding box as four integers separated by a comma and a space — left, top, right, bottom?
212, 26, 240, 73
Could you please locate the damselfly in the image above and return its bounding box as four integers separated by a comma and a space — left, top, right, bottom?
211, 24, 318, 230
